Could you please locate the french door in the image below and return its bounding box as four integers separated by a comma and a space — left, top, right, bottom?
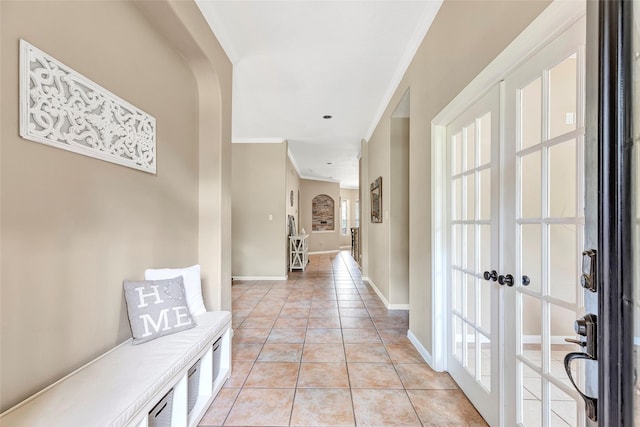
446, 87, 501, 427
504, 17, 587, 427
446, 16, 586, 426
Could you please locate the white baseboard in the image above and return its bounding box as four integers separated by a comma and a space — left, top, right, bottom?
361, 277, 408, 310
408, 329, 436, 369
362, 277, 390, 307
308, 250, 340, 255
232, 275, 288, 281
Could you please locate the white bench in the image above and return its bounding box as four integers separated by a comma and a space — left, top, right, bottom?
0, 311, 232, 427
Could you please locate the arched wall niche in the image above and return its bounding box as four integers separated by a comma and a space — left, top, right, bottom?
312, 194, 335, 231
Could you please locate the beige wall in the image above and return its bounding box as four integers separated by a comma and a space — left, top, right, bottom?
362, 0, 550, 354
0, 0, 232, 411
232, 142, 288, 278
300, 179, 341, 253
390, 118, 410, 306
359, 140, 369, 269
363, 118, 409, 306
339, 188, 359, 247
366, 119, 392, 301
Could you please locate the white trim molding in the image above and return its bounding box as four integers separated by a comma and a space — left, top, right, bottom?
299, 175, 341, 185
388, 304, 410, 310
232, 138, 285, 144
362, 277, 409, 310
20, 40, 156, 174
430, 122, 448, 372
364, 0, 443, 141
408, 330, 435, 369
362, 277, 389, 307
287, 147, 302, 177
432, 2, 586, 126
232, 275, 288, 281
308, 250, 340, 255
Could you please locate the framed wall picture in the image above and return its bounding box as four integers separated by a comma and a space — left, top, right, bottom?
370, 176, 382, 223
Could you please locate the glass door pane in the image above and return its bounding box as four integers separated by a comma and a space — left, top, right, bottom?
447, 86, 500, 426
504, 17, 586, 426
516, 62, 585, 427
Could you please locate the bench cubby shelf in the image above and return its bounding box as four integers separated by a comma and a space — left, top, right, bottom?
136, 331, 229, 427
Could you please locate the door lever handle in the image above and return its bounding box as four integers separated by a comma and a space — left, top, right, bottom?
564, 352, 597, 421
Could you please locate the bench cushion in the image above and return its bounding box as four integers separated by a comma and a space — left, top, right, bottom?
1, 311, 231, 427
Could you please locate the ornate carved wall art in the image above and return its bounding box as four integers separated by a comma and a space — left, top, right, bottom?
19, 40, 156, 173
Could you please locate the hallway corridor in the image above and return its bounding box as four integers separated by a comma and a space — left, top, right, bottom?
199, 251, 487, 426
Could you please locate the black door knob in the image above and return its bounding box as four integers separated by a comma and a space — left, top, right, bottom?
522, 275, 531, 286
498, 274, 514, 286
483, 270, 498, 281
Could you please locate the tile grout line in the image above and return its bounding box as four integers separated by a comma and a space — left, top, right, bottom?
335, 253, 359, 427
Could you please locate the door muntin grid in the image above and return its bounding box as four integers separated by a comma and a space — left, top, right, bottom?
514, 48, 586, 427
450, 111, 494, 392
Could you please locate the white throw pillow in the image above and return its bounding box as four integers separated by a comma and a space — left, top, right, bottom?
144, 264, 206, 315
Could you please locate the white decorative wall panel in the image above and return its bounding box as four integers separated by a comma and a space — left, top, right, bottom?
19, 40, 156, 173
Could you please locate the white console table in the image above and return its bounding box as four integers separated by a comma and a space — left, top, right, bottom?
289, 234, 309, 271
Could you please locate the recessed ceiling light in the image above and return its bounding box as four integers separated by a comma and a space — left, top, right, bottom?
323, 115, 332, 119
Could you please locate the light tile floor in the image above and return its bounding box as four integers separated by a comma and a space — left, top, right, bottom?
199, 251, 487, 427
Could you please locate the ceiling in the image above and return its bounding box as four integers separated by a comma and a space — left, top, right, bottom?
196, 1, 443, 189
